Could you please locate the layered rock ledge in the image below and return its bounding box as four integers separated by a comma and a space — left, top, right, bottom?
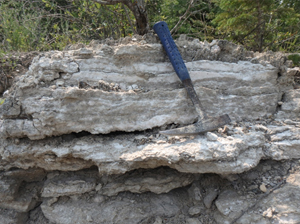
1, 36, 300, 224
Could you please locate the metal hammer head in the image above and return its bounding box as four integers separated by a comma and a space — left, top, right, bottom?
159, 114, 231, 136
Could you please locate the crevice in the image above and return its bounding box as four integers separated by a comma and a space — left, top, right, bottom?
72, 131, 92, 138
295, 70, 300, 83
58, 72, 66, 78
62, 124, 181, 140
73, 60, 80, 73
294, 70, 300, 89
25, 202, 49, 224
276, 92, 285, 112
17, 105, 33, 120
277, 72, 282, 78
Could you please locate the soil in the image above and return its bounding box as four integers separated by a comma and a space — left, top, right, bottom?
0, 51, 39, 95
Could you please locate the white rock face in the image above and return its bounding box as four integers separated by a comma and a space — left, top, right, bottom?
2, 123, 300, 176
0, 41, 299, 176
0, 41, 292, 176
0, 38, 300, 224
0, 130, 266, 175
0, 44, 280, 140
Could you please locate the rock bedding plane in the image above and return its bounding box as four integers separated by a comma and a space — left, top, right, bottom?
0, 35, 300, 223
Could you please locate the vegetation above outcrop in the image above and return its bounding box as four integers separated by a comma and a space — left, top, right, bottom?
0, 0, 299, 54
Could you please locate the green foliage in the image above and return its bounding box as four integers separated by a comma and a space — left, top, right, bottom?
288, 54, 300, 67
212, 0, 300, 52
0, 0, 299, 53
0, 52, 17, 84
0, 98, 5, 105
0, 1, 47, 51
149, 0, 218, 41
0, 0, 136, 52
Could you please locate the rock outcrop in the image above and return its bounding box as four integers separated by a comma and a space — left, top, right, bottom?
0, 34, 300, 223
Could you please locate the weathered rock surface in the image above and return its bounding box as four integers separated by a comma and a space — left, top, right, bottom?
214, 164, 300, 224
0, 36, 300, 224
0, 170, 45, 214
41, 191, 183, 224
0, 208, 28, 224
0, 39, 296, 175
41, 171, 98, 198
0, 129, 266, 174
0, 42, 281, 140
101, 167, 195, 196
2, 123, 300, 176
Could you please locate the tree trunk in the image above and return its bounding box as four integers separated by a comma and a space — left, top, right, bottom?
256, 0, 264, 52
92, 0, 149, 35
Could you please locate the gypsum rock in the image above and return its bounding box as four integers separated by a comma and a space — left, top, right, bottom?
0, 43, 281, 140
0, 128, 265, 175
2, 122, 300, 176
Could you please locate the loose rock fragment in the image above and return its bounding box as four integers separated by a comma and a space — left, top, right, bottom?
206, 132, 218, 141
186, 218, 202, 224
260, 183, 267, 193
215, 190, 255, 219
203, 189, 218, 208
188, 206, 202, 216
262, 207, 273, 218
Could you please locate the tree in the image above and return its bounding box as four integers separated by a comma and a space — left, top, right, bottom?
213, 0, 300, 52
149, 0, 217, 41
91, 0, 148, 35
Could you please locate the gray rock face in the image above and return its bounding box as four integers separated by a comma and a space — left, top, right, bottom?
0, 129, 267, 175
41, 171, 98, 198
0, 208, 28, 224
214, 170, 300, 224
41, 190, 182, 224
2, 123, 300, 176
0, 169, 46, 223
0, 38, 300, 224
101, 167, 195, 196
0, 43, 280, 140
215, 189, 256, 221
0, 41, 292, 176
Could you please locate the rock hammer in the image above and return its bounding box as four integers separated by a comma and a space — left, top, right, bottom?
153, 21, 231, 136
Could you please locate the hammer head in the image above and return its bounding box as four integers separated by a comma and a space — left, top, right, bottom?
159, 114, 231, 136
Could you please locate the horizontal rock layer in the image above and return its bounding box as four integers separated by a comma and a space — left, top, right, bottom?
1, 122, 300, 175
0, 44, 281, 140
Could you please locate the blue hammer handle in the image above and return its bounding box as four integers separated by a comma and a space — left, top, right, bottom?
153, 21, 190, 81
